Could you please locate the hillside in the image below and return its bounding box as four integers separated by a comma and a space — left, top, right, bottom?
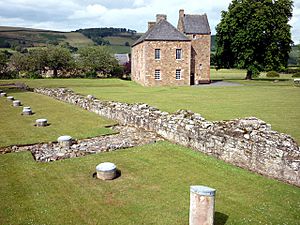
0, 26, 141, 54
0, 26, 94, 48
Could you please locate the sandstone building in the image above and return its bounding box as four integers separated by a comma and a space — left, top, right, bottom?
131, 10, 211, 86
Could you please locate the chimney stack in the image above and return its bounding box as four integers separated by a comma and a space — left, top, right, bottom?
179, 9, 184, 18
148, 21, 156, 30
156, 14, 167, 23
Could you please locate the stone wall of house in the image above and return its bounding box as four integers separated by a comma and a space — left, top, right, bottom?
34, 88, 300, 187
132, 40, 191, 86
188, 34, 211, 84
131, 42, 146, 84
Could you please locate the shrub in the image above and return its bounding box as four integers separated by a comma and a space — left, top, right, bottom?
292, 72, 300, 78
266, 71, 279, 78
24, 71, 42, 79
85, 71, 97, 78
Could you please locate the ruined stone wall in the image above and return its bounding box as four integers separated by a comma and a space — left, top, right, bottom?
34, 88, 300, 187
188, 34, 211, 84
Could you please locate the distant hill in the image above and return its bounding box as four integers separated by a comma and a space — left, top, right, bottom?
76, 27, 141, 54
0, 26, 141, 54
0, 26, 94, 48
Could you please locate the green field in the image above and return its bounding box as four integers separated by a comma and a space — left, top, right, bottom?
0, 73, 299, 224
0, 142, 299, 225
2, 70, 298, 143
0, 87, 115, 147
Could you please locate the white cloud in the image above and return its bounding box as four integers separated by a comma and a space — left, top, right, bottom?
0, 0, 299, 43
69, 4, 107, 19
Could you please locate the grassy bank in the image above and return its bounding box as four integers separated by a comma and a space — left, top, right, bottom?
0, 142, 299, 225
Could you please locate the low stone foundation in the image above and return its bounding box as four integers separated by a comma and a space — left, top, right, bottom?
0, 125, 162, 162
33, 87, 300, 186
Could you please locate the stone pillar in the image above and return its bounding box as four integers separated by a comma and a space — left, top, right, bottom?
13, 100, 21, 107
189, 185, 216, 225
57, 135, 73, 148
36, 119, 48, 127
7, 96, 14, 101
0, 92, 7, 97
96, 162, 117, 180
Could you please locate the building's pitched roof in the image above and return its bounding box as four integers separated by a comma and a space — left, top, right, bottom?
183, 14, 210, 34
114, 54, 129, 65
132, 19, 190, 47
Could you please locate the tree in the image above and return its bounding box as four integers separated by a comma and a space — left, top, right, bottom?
46, 46, 73, 77
216, 0, 293, 79
78, 46, 118, 74
0, 51, 8, 75
9, 52, 28, 73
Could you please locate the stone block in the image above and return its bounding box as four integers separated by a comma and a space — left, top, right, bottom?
57, 135, 73, 148
7, 96, 14, 101
36, 119, 48, 127
0, 92, 7, 97
13, 100, 21, 107
96, 162, 117, 180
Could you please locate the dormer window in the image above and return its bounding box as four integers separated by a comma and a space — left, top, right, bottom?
155, 49, 160, 60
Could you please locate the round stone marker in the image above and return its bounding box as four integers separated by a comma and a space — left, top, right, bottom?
7, 96, 14, 101
0, 92, 7, 97
13, 100, 21, 107
36, 118, 48, 127
189, 186, 216, 225
57, 135, 73, 148
22, 108, 32, 115
96, 162, 117, 180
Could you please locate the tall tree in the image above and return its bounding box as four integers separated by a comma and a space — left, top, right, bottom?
216, 0, 293, 79
78, 46, 118, 74
46, 46, 73, 77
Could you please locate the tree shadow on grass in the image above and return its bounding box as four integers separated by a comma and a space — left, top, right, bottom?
214, 212, 229, 225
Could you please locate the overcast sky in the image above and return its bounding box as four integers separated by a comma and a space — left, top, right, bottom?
0, 0, 299, 43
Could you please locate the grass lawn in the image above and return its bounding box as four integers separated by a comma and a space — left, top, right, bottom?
0, 72, 299, 224
0, 142, 299, 225
2, 72, 298, 143
0, 87, 115, 147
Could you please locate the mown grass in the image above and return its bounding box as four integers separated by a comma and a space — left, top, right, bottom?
2, 72, 298, 143
0, 142, 299, 225
0, 87, 115, 147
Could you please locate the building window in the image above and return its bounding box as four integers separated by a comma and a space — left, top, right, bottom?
155, 49, 160, 60
155, 70, 161, 80
176, 69, 181, 80
176, 49, 182, 60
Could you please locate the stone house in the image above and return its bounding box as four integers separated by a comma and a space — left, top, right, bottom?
131, 10, 211, 86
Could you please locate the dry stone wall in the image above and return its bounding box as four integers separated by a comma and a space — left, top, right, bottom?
34, 88, 300, 186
